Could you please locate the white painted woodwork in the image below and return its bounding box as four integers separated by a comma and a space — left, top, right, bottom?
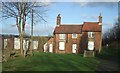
14, 38, 20, 49
44, 43, 48, 52
59, 42, 65, 50
4, 39, 7, 49
49, 44, 53, 52
88, 41, 94, 50
72, 44, 77, 53
33, 41, 38, 49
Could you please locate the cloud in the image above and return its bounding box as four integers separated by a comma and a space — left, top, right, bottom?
73, 0, 119, 2
24, 23, 55, 36
3, 0, 119, 2
11, 24, 16, 28
34, 1, 54, 7
33, 24, 54, 36
2, 0, 55, 2
103, 22, 114, 27
75, 2, 118, 8
2, 27, 18, 35
81, 14, 98, 20
114, 16, 119, 21
102, 22, 115, 34
2, 23, 55, 36
2, 25, 54, 36
10, 23, 31, 28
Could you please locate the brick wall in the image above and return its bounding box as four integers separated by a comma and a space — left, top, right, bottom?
54, 34, 82, 53
95, 32, 102, 52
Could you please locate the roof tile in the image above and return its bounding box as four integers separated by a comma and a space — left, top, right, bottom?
54, 24, 83, 34
82, 22, 101, 32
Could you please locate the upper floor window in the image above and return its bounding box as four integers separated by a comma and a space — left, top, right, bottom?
59, 34, 66, 39
88, 32, 94, 38
72, 34, 77, 38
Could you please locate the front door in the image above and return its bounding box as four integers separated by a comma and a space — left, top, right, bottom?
49, 44, 53, 53
72, 44, 77, 53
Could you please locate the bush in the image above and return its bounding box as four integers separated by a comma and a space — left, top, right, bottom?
96, 43, 119, 62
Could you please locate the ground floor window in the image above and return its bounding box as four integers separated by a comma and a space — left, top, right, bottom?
88, 41, 94, 50
33, 41, 38, 49
72, 44, 77, 53
59, 42, 65, 50
4, 39, 8, 49
14, 38, 20, 49
49, 44, 53, 52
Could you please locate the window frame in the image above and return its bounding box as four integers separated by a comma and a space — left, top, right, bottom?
72, 44, 77, 49
59, 34, 66, 40
88, 32, 94, 38
72, 44, 77, 53
72, 34, 77, 38
59, 42, 65, 50
88, 41, 94, 51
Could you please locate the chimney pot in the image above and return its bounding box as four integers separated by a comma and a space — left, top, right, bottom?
99, 13, 102, 23
56, 14, 61, 26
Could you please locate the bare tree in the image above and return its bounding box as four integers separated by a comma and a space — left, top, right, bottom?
2, 2, 48, 57
102, 18, 120, 48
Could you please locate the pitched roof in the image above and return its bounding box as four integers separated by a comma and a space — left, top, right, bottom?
47, 37, 54, 44
54, 24, 83, 34
82, 22, 101, 32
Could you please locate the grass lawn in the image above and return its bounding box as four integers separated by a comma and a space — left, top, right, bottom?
2, 52, 99, 71
0, 63, 2, 72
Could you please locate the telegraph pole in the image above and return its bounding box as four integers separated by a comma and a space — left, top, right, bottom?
30, 9, 34, 56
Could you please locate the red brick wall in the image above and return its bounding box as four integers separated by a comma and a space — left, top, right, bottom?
80, 32, 102, 53
54, 31, 102, 54
54, 34, 81, 53
66, 34, 72, 53
95, 32, 102, 52
7, 38, 14, 50
80, 32, 88, 53
54, 34, 66, 53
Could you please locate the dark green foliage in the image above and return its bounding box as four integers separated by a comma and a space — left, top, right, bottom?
96, 43, 119, 62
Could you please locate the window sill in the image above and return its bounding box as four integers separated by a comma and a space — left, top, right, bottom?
59, 39, 66, 42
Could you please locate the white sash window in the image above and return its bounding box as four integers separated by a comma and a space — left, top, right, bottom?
88, 41, 94, 50
59, 34, 66, 39
59, 42, 65, 50
88, 32, 94, 38
72, 34, 77, 38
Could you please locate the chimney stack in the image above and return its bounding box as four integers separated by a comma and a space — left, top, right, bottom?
56, 14, 61, 26
99, 13, 102, 23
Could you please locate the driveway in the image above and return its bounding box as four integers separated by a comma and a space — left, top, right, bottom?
96, 58, 119, 71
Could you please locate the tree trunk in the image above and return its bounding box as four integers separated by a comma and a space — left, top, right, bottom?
30, 39, 33, 56
20, 33, 23, 56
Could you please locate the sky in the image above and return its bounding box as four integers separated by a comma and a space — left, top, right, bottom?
1, 1, 118, 36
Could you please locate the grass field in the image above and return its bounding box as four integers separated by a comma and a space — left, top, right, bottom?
0, 63, 2, 72
2, 52, 99, 71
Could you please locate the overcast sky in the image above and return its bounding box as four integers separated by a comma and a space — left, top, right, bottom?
1, 1, 118, 36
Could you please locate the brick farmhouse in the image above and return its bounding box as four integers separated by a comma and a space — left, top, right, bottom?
45, 14, 102, 54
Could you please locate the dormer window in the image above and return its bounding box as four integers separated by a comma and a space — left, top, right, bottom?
72, 34, 77, 38
88, 32, 94, 38
59, 34, 66, 39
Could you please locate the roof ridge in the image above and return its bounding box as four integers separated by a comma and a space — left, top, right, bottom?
84, 22, 99, 23
60, 24, 83, 25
